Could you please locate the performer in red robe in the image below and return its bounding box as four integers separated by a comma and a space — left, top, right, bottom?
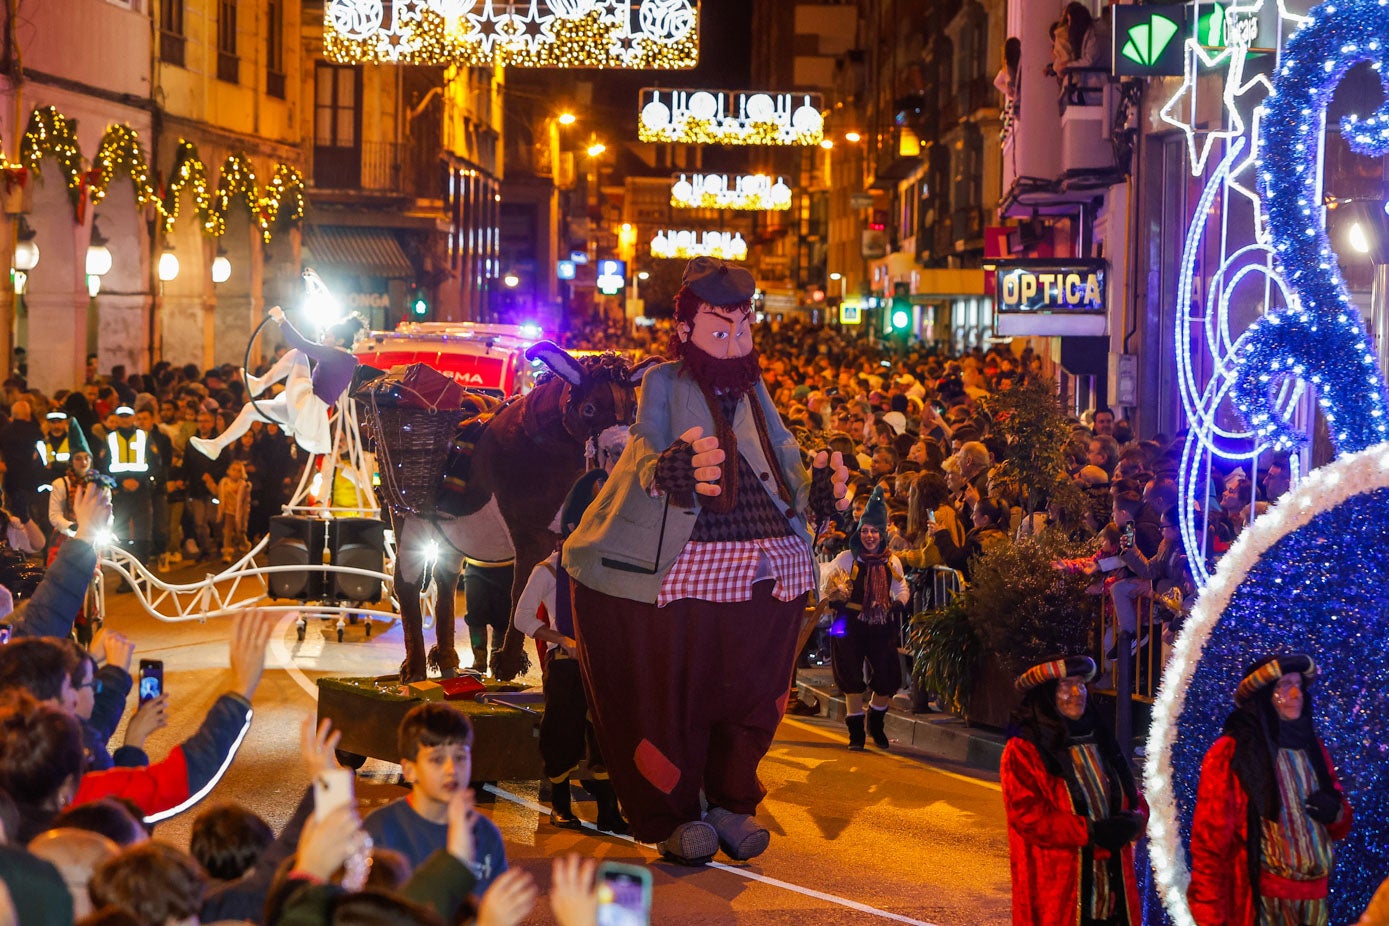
1188, 654, 1352, 926
1000, 655, 1146, 925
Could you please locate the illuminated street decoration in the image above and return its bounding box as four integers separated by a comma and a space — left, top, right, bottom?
15, 106, 303, 241
670, 173, 793, 211
650, 229, 747, 261
1150, 3, 1389, 926
323, 0, 698, 69
639, 89, 824, 146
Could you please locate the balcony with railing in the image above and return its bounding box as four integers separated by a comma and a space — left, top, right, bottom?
311, 139, 445, 200
1000, 66, 1138, 217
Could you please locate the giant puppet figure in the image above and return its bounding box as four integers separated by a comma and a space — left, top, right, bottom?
563, 257, 849, 865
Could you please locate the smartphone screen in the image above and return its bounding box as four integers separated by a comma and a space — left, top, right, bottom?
596, 862, 652, 926
312, 768, 356, 821
137, 659, 164, 704
0, 622, 10, 645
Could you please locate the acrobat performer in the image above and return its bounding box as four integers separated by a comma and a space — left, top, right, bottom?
191, 306, 363, 460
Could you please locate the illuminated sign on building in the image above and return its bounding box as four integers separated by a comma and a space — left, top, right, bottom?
638, 89, 824, 146
670, 173, 793, 211
650, 230, 748, 261
323, 0, 698, 68
596, 259, 626, 295
991, 258, 1108, 337
839, 302, 862, 325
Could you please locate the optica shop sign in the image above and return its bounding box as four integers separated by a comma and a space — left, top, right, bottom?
991, 259, 1108, 337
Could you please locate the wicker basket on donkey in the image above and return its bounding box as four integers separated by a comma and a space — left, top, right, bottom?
354, 364, 470, 518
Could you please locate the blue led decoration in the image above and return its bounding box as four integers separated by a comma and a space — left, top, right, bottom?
1149, 2, 1389, 923
1164, 482, 1389, 922
1230, 0, 1389, 456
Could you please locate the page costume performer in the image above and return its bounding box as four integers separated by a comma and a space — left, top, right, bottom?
1188, 654, 1352, 926
191, 307, 363, 460
563, 257, 848, 866
820, 486, 909, 750
1000, 655, 1147, 926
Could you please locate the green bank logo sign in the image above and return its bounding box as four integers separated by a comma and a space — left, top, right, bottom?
1113, 3, 1261, 78
1121, 12, 1180, 67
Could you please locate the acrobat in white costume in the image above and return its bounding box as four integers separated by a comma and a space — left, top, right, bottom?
190, 305, 363, 460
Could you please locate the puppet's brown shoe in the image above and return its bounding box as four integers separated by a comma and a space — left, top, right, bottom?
657, 821, 718, 866
705, 806, 770, 861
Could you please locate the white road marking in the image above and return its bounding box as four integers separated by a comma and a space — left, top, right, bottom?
483, 784, 943, 926
270, 620, 970, 924
271, 611, 326, 701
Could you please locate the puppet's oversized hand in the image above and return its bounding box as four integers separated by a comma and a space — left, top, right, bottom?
810, 451, 852, 520
655, 426, 726, 507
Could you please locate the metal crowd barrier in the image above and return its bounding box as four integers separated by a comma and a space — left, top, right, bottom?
1091, 587, 1170, 704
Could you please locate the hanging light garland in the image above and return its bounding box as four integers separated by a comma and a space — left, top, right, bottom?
15, 108, 307, 242
162, 140, 214, 235
670, 172, 793, 211
323, 1, 698, 69
89, 124, 161, 210
639, 89, 824, 146
20, 107, 85, 210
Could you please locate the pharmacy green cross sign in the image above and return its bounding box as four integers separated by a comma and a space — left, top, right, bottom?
1112, 4, 1191, 77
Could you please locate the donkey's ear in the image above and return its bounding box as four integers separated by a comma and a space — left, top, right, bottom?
524, 341, 586, 386
629, 356, 663, 385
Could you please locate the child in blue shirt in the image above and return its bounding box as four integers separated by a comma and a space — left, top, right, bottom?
363, 702, 508, 893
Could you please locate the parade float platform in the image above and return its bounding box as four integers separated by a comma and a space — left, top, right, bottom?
317, 675, 543, 781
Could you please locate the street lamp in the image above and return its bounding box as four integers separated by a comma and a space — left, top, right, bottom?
85, 221, 113, 277
212, 248, 232, 284
13, 217, 39, 274
158, 242, 180, 282
557, 112, 577, 126
586, 141, 607, 158
503, 272, 520, 288
844, 131, 862, 143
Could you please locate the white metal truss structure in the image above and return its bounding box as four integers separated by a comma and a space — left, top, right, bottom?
95, 393, 437, 634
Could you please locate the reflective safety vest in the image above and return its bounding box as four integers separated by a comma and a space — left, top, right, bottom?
107, 430, 149, 474
36, 437, 71, 468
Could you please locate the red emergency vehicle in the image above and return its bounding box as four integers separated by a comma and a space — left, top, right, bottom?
353, 322, 544, 397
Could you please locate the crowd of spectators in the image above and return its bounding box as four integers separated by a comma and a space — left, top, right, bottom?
0, 314, 1308, 924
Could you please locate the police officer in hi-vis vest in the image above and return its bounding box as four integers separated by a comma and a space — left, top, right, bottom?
100, 404, 156, 578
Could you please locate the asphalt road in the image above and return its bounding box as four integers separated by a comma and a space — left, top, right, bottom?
94, 563, 1013, 925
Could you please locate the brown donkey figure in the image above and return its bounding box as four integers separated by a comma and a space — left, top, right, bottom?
393, 342, 657, 683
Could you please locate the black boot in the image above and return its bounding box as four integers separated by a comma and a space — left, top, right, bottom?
868, 706, 890, 749
468, 629, 489, 674
549, 779, 583, 829
846, 714, 866, 751
588, 778, 630, 836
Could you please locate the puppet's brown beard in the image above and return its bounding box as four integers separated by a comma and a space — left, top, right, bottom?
680, 342, 762, 396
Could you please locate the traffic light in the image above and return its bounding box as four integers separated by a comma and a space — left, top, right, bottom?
890, 282, 912, 334
890, 302, 911, 331
409, 287, 429, 319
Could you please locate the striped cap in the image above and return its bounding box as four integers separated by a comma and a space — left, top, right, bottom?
1236, 654, 1317, 706
1015, 655, 1098, 693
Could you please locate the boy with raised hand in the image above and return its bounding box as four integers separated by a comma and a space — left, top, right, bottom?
363, 702, 508, 893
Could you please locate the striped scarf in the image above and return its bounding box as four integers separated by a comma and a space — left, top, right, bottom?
851, 551, 893, 625
1069, 740, 1118, 922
